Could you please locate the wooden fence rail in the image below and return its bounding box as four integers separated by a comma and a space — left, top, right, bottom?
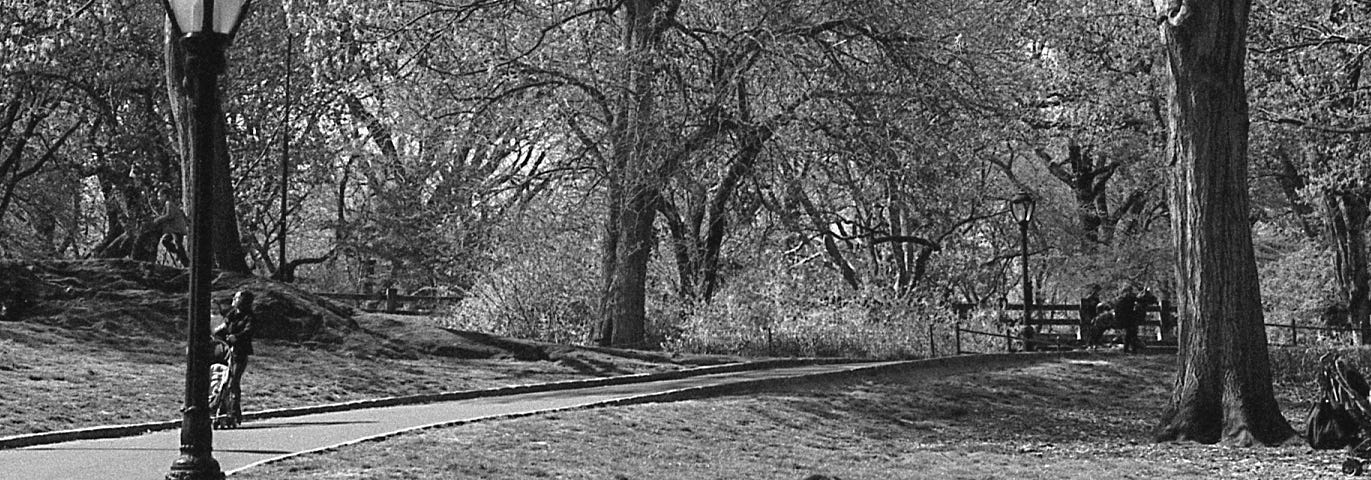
953, 317, 1364, 355
317, 288, 463, 314
314, 292, 1359, 352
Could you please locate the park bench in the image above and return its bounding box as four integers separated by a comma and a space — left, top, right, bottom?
950, 302, 1177, 354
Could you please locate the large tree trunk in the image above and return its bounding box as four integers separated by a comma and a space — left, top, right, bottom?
597, 0, 679, 348
1326, 191, 1371, 344
603, 188, 656, 347
164, 21, 250, 273
1151, 0, 1294, 445
207, 111, 251, 273
1063, 144, 1110, 246
1040, 143, 1152, 249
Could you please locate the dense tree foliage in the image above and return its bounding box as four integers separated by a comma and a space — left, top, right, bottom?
0, 1, 1359, 434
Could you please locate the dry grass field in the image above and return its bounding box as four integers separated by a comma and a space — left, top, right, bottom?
232, 354, 1346, 480
0, 316, 734, 437
0, 260, 1357, 478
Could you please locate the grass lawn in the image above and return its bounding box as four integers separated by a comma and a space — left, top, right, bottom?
0, 319, 721, 437
0, 259, 739, 438
3, 260, 1348, 478
233, 354, 1343, 480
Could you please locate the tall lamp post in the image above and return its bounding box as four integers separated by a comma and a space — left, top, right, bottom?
161, 1, 252, 479
1008, 193, 1036, 332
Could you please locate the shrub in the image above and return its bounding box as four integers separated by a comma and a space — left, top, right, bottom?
662, 261, 958, 359
1257, 232, 1338, 337
438, 206, 600, 345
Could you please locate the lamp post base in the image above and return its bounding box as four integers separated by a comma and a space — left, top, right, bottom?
167, 453, 224, 480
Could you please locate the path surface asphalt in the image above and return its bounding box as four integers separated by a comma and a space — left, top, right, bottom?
0, 353, 1076, 480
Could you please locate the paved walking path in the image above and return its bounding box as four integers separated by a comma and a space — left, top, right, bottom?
0, 352, 1081, 480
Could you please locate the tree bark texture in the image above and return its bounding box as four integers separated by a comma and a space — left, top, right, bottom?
164, 21, 250, 273
1325, 191, 1371, 344
597, 0, 679, 347
1151, 0, 1295, 445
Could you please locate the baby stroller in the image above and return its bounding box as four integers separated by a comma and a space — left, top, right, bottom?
1308, 353, 1371, 474
209, 338, 241, 429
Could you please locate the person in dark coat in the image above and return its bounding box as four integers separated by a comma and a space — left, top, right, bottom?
1116, 288, 1141, 353
1080, 285, 1101, 343
213, 290, 256, 426
1138, 287, 1159, 340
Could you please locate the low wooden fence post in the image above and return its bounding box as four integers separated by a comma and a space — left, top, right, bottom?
928, 323, 936, 358
954, 323, 962, 355
1160, 300, 1176, 341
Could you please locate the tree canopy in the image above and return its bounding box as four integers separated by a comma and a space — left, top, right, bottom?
0, 0, 1357, 445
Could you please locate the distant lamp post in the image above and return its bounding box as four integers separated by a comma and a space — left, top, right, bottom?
161, 0, 252, 479
1008, 192, 1036, 333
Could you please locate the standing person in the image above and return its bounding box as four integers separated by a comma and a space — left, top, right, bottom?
1079, 285, 1101, 343
1138, 287, 1160, 340
1158, 288, 1177, 340
1116, 287, 1141, 353
159, 198, 189, 266
214, 290, 256, 427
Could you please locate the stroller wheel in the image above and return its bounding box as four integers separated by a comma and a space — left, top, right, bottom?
212, 415, 238, 430
1343, 458, 1364, 475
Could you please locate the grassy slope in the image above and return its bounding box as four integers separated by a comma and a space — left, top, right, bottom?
0, 260, 1353, 478
0, 319, 720, 436
235, 354, 1341, 480
0, 260, 737, 437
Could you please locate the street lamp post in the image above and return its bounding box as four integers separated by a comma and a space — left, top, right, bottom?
1008, 193, 1036, 336
161, 1, 252, 479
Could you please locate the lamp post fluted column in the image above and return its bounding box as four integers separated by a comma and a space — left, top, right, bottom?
1019, 217, 1032, 332
1007, 192, 1036, 351
166, 32, 228, 480
161, 1, 251, 477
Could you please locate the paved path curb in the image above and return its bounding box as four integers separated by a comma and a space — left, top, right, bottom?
225, 350, 1095, 475
0, 357, 855, 450
2, 350, 1098, 480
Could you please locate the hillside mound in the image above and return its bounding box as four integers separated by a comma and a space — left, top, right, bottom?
0, 259, 736, 366
0, 259, 357, 344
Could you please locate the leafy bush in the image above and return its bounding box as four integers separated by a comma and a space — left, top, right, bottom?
662, 261, 957, 359
438, 206, 599, 345
1258, 237, 1338, 337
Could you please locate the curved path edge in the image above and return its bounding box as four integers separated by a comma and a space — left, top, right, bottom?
0, 356, 861, 450
225, 350, 1096, 476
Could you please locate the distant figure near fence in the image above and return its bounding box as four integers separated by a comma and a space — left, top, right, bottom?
951, 293, 1177, 354
1018, 323, 1038, 352
1079, 286, 1100, 341
1116, 287, 1142, 353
